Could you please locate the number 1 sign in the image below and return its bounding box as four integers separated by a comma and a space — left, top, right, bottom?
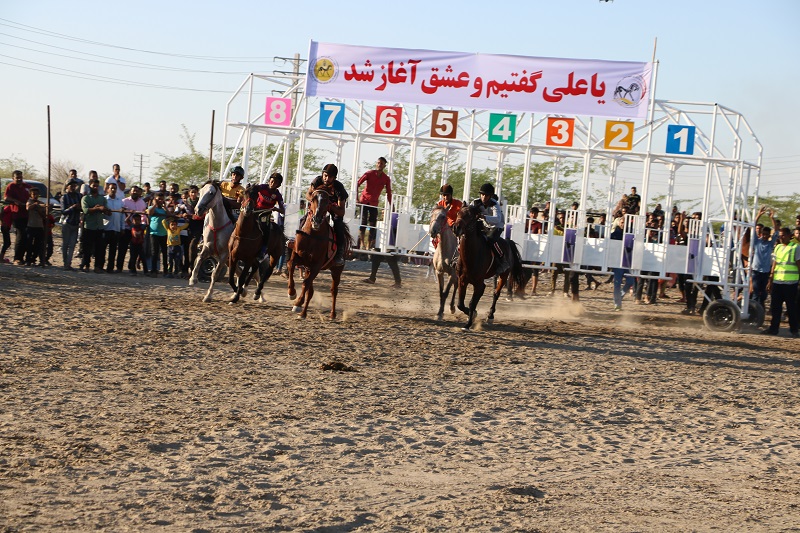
665, 125, 696, 155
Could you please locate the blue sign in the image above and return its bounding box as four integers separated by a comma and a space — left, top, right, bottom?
319, 102, 345, 131
665, 125, 696, 155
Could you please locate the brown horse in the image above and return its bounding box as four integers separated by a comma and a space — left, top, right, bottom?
452, 204, 526, 330
287, 189, 352, 319
228, 186, 286, 303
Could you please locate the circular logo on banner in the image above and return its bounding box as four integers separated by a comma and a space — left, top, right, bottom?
612, 75, 647, 108
312, 57, 337, 84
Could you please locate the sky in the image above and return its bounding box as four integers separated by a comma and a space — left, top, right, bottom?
1, 0, 798, 201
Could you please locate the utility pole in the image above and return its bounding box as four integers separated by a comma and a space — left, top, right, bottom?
132, 153, 150, 188
274, 53, 306, 185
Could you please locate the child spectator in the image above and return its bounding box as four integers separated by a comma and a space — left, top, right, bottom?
162, 216, 189, 278
25, 188, 47, 266
126, 213, 148, 276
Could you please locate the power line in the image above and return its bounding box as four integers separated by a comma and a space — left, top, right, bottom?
0, 18, 272, 62
0, 38, 256, 74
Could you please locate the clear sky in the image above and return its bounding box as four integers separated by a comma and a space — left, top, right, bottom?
1, 0, 797, 198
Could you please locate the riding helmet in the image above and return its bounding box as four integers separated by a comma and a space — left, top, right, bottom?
322, 163, 338, 178
479, 182, 495, 196
440, 184, 454, 195
231, 165, 245, 177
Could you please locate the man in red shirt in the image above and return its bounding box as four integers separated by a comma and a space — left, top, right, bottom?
356, 157, 392, 250
3, 170, 31, 264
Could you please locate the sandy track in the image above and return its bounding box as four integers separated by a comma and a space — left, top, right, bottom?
1, 262, 799, 531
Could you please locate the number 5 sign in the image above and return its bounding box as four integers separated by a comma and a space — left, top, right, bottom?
265, 97, 292, 126
375, 106, 402, 135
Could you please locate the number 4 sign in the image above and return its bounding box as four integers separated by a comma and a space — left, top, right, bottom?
265, 97, 292, 126
488, 113, 517, 143
375, 106, 402, 135
665, 125, 696, 155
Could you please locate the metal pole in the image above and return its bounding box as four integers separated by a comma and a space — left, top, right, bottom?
208, 110, 215, 180
46, 105, 51, 218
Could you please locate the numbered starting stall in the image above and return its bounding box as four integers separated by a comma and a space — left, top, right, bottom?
218, 41, 762, 331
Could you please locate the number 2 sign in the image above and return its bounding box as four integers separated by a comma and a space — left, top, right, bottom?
604, 121, 634, 151
375, 106, 402, 135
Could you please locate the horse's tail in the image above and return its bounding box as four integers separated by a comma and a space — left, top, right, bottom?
506, 240, 526, 295
341, 221, 354, 259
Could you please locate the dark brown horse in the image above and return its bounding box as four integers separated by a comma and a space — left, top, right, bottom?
452, 204, 526, 330
228, 186, 286, 303
287, 189, 352, 319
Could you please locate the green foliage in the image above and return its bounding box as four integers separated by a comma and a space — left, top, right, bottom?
154, 125, 328, 190
0, 155, 39, 180
755, 192, 800, 226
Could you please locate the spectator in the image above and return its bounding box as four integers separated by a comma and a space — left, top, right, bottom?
105, 164, 126, 197
526, 206, 542, 234
80, 170, 98, 196
162, 217, 189, 278
362, 249, 402, 288
356, 157, 392, 251
80, 178, 109, 273
762, 227, 799, 337
751, 224, 777, 306
24, 188, 47, 266
1, 200, 11, 263
103, 183, 125, 273
627, 187, 641, 213
184, 185, 203, 275
117, 185, 146, 272
142, 182, 154, 204
147, 192, 170, 277
125, 213, 148, 276
4, 170, 30, 265
60, 178, 83, 270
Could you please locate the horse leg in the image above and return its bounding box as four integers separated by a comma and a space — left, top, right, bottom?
253, 258, 271, 301
189, 247, 208, 287
204, 253, 228, 303
463, 281, 485, 330
287, 252, 297, 300
447, 274, 457, 314
299, 273, 317, 319
457, 276, 470, 316
487, 274, 508, 323
330, 267, 342, 320
436, 272, 446, 319
228, 255, 239, 296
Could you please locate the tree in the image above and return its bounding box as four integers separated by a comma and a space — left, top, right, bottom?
49, 159, 83, 192
0, 155, 39, 181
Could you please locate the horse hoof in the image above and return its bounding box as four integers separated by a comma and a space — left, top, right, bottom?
486, 318, 494, 324
188, 280, 196, 287
288, 292, 296, 300
292, 305, 302, 313
202, 296, 211, 303
461, 327, 471, 332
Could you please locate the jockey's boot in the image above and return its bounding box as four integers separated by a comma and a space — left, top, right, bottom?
333, 245, 345, 266
493, 240, 510, 274
257, 244, 269, 263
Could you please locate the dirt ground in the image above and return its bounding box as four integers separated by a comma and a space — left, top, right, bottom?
1, 253, 799, 532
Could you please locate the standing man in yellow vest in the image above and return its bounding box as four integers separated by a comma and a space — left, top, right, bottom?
763, 227, 800, 337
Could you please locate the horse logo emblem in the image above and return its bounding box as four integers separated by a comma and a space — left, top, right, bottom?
312, 57, 337, 84
613, 74, 647, 109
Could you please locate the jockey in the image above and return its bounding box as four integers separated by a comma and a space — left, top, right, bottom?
253, 172, 286, 262
437, 183, 463, 227
221, 166, 246, 202
307, 163, 349, 266
471, 182, 509, 274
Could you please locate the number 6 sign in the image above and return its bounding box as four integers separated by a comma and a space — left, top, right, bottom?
375, 106, 402, 135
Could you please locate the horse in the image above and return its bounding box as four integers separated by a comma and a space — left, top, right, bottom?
287, 189, 352, 319
188, 181, 236, 302
429, 206, 458, 319
452, 204, 526, 331
227, 186, 286, 303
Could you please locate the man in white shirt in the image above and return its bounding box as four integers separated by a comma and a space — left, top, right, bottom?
103, 183, 125, 272
117, 185, 147, 272
105, 164, 127, 197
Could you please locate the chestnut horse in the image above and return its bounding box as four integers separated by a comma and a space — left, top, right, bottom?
429, 205, 458, 319
452, 204, 526, 331
287, 189, 352, 319
227, 186, 286, 303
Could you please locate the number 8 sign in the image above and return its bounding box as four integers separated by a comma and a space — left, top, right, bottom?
265, 97, 292, 126
375, 106, 402, 135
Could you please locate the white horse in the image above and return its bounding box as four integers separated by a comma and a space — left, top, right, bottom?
188, 181, 235, 302
429, 205, 458, 319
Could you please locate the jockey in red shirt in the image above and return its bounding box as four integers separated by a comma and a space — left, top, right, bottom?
432, 183, 463, 248
253, 172, 286, 262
